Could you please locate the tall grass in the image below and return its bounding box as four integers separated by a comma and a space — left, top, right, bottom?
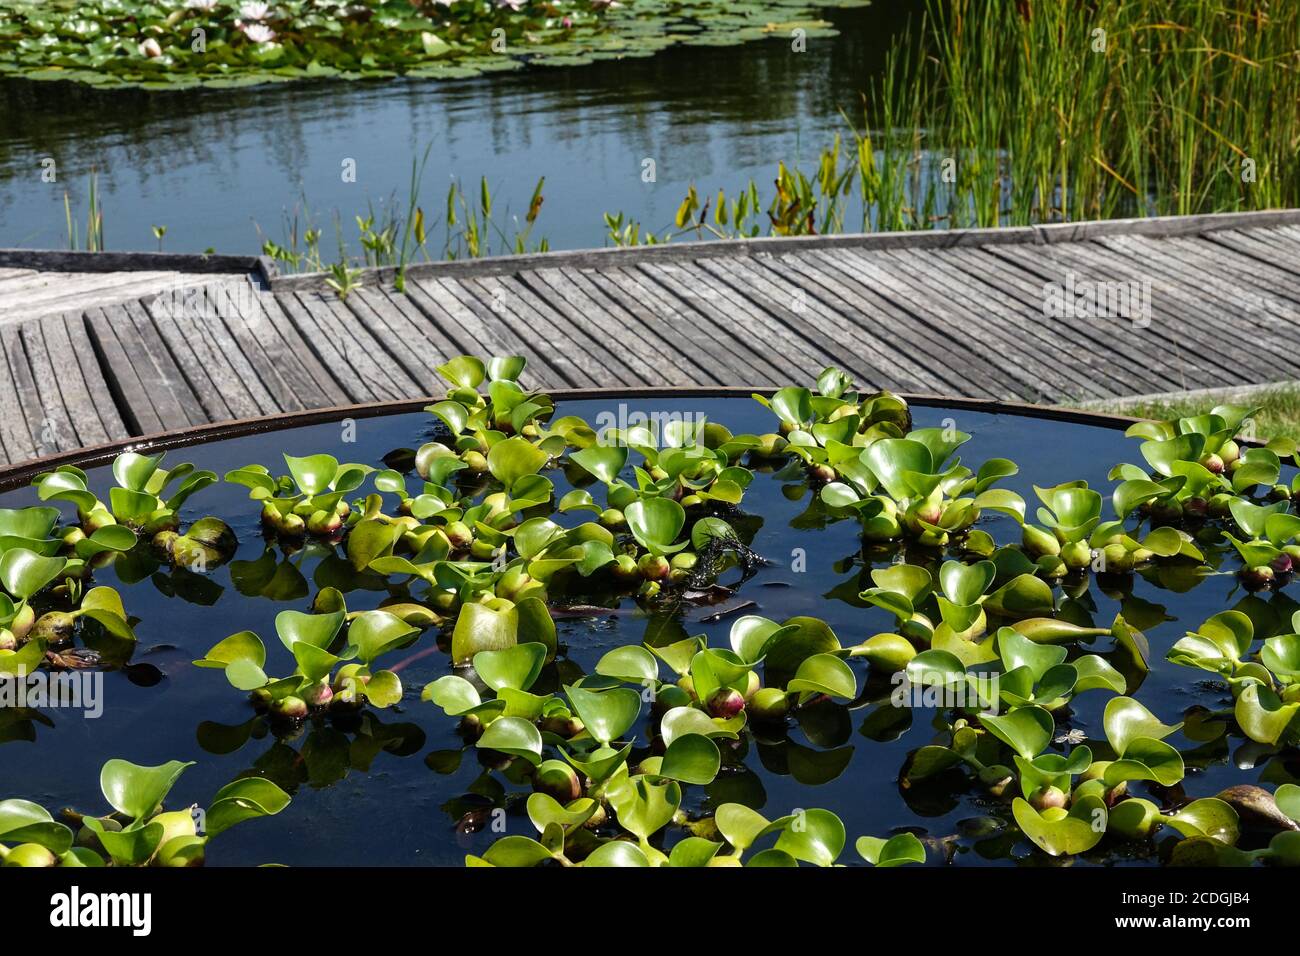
610, 0, 1300, 242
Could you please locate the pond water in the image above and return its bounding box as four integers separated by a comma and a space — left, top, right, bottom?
0, 3, 916, 257
1, 396, 1291, 867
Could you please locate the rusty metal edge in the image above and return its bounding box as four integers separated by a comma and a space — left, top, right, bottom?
0, 388, 1151, 493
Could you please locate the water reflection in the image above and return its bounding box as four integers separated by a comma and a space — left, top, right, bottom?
0, 4, 917, 254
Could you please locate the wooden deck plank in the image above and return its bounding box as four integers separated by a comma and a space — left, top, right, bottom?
984, 242, 1237, 391
60, 311, 130, 442
941, 247, 1186, 394
82, 307, 169, 436
702, 256, 954, 394
19, 318, 95, 451
404, 277, 569, 389
1051, 239, 1294, 382
1096, 236, 1300, 366
4, 212, 1300, 468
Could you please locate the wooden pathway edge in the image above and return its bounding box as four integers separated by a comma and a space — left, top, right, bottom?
0, 208, 1298, 469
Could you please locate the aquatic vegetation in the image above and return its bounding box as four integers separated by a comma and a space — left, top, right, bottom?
0, 758, 290, 866
0, 0, 862, 90
0, 507, 136, 672
7, 357, 1300, 868
35, 452, 235, 568
608, 0, 1300, 244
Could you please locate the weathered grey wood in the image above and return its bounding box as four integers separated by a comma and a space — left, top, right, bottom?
941, 247, 1185, 393
556, 266, 708, 386
1048, 239, 1292, 381
82, 307, 169, 436
984, 242, 1236, 390
517, 267, 702, 387
19, 318, 91, 451
253, 295, 351, 408
701, 256, 954, 394
59, 311, 129, 443
268, 209, 1300, 291
4, 210, 1300, 468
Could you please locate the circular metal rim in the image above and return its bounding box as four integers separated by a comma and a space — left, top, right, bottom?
0, 388, 1148, 492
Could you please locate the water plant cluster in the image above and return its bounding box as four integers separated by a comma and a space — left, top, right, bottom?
5, 357, 1300, 866
0, 0, 858, 89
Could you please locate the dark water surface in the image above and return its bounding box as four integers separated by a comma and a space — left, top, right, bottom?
0, 397, 1288, 867
0, 4, 916, 257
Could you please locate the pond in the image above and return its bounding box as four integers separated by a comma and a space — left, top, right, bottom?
3, 389, 1295, 867
0, 3, 914, 257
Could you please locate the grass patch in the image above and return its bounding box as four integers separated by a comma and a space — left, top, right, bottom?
1095, 384, 1300, 442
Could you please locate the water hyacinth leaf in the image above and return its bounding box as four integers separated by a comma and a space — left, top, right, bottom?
75, 524, 137, 559
363, 670, 403, 708
997, 628, 1066, 682
565, 684, 641, 745
284, 454, 338, 496
481, 835, 552, 868
99, 759, 194, 822
765, 616, 842, 684
1104, 697, 1182, 756
980, 706, 1054, 760
1274, 784, 1300, 825
112, 452, 163, 492
83, 818, 164, 867
421, 675, 482, 715
475, 642, 547, 692
668, 836, 723, 867
487, 437, 550, 487
348, 610, 418, 664
659, 734, 721, 785
0, 549, 65, 600
1165, 798, 1240, 844
984, 573, 1054, 618
905, 649, 967, 690
730, 616, 796, 665
625, 497, 687, 555
659, 705, 743, 746
1235, 683, 1300, 746
747, 849, 800, 867
761, 387, 813, 427
292, 642, 340, 684
1013, 794, 1107, 856
773, 808, 845, 867
939, 559, 996, 606
595, 645, 659, 684
786, 653, 856, 700
0, 799, 72, 853
856, 832, 926, 866
478, 716, 543, 765
437, 356, 486, 389
609, 776, 680, 842
1072, 655, 1127, 694
972, 488, 1026, 523
346, 519, 400, 571
1141, 434, 1204, 477
1104, 737, 1185, 786
204, 778, 292, 837
570, 445, 628, 483
583, 840, 650, 867
863, 438, 932, 500
0, 506, 60, 540
275, 609, 345, 653
527, 793, 598, 832
1261, 634, 1300, 678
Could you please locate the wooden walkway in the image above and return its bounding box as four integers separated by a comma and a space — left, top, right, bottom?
1, 209, 1299, 466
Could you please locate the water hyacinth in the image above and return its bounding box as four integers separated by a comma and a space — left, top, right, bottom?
4, 355, 1300, 869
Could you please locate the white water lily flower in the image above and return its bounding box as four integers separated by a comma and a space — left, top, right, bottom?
240, 1, 271, 19
496, 0, 526, 10
186, 0, 219, 9
243, 23, 276, 42
138, 38, 163, 57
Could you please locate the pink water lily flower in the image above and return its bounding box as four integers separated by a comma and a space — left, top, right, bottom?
240, 1, 271, 19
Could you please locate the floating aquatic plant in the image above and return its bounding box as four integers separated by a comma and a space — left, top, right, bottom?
0, 758, 290, 867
